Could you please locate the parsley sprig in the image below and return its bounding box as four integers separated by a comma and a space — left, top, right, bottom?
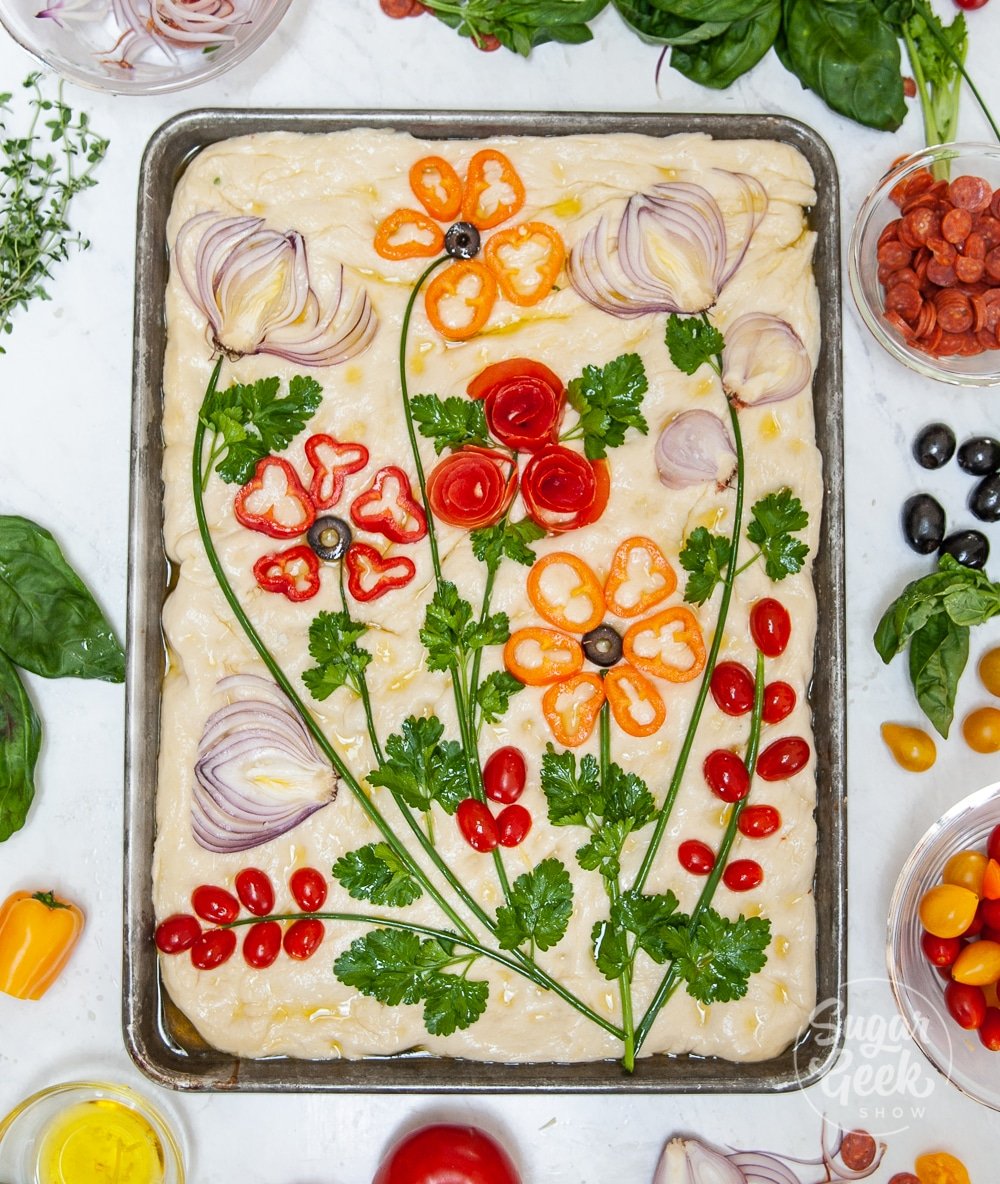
563, 352, 649, 459
411, 393, 490, 454
665, 313, 725, 376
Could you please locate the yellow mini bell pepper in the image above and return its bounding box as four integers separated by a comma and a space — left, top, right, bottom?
0, 889, 84, 1000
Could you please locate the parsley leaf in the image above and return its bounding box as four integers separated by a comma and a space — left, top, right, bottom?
202, 374, 323, 484
540, 747, 601, 827
664, 908, 771, 1005
591, 918, 630, 980
420, 582, 510, 671
591, 891, 684, 981
476, 670, 523, 725
368, 715, 470, 815
565, 352, 649, 460
746, 488, 810, 581
495, 858, 573, 952
679, 527, 732, 606
665, 313, 724, 376
471, 518, 546, 571
332, 842, 423, 908
410, 394, 489, 455
423, 974, 490, 1036
302, 611, 371, 700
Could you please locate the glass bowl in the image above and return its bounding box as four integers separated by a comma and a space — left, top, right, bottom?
887, 780, 1000, 1111
849, 142, 1000, 387
0, 1080, 184, 1183
0, 0, 291, 96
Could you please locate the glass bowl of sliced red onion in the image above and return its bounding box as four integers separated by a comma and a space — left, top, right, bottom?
849, 142, 1000, 387
0, 0, 291, 95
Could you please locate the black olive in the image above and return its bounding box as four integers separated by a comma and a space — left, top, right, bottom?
939, 529, 990, 570
307, 516, 352, 561
971, 472, 1000, 522
902, 493, 946, 554
957, 436, 1000, 476
445, 221, 481, 260
582, 623, 623, 668
912, 422, 956, 470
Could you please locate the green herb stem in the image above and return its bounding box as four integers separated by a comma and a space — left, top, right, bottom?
470, 560, 498, 737
915, 0, 999, 145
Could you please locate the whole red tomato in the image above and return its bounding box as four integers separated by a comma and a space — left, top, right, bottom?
372, 1124, 521, 1184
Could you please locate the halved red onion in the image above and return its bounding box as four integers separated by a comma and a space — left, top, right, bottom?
722, 313, 812, 408
726, 1153, 801, 1184
174, 211, 377, 367
568, 172, 766, 318
655, 409, 736, 490
652, 1139, 747, 1184
191, 674, 338, 853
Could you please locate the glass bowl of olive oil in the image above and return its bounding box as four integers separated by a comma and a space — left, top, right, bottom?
0, 1081, 184, 1184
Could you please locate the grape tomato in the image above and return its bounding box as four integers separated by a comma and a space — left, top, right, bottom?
756, 736, 810, 781
482, 747, 527, 804
921, 931, 962, 967
738, 804, 781, 838
190, 928, 237, 970
703, 749, 750, 802
880, 722, 936, 772
979, 647, 1000, 697
678, 839, 715, 875
283, 918, 325, 960
980, 1006, 1000, 1050
191, 884, 239, 924
496, 804, 531, 848
457, 799, 499, 852
290, 867, 328, 912
944, 980, 987, 1029
243, 920, 282, 969
749, 598, 791, 657
942, 849, 987, 895
951, 939, 1000, 986
234, 867, 275, 916
762, 681, 796, 724
962, 706, 1000, 753
710, 661, 755, 715
722, 859, 763, 892
919, 883, 979, 938
154, 914, 201, 955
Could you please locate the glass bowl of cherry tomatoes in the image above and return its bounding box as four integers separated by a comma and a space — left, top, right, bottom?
849, 143, 1000, 386
888, 779, 1000, 1110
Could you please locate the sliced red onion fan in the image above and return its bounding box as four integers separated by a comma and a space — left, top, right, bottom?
174, 211, 377, 366
191, 674, 338, 853
722, 313, 812, 408
568, 172, 766, 318
652, 1138, 748, 1184
655, 409, 736, 491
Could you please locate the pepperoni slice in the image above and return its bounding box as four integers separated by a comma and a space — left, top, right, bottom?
902, 207, 938, 246
972, 294, 988, 333
976, 215, 1000, 248
964, 232, 987, 261
879, 219, 903, 248
914, 300, 937, 339
942, 207, 973, 244
956, 255, 986, 284
884, 309, 916, 340
926, 259, 957, 288
927, 237, 957, 264
885, 282, 923, 322
935, 331, 966, 356
885, 267, 919, 290
935, 293, 973, 334
949, 175, 992, 213
986, 248, 1000, 282
878, 240, 912, 269
992, 190, 1000, 220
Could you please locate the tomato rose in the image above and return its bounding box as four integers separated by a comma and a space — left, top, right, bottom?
467, 357, 564, 452
520, 444, 610, 533
426, 447, 517, 529
372, 1123, 521, 1184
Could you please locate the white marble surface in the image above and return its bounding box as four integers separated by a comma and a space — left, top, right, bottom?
2, 2, 1000, 1181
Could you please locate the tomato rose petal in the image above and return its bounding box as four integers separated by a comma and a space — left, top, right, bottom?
427, 446, 517, 529
521, 446, 610, 533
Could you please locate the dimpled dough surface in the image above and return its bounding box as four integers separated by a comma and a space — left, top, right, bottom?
155, 129, 822, 1063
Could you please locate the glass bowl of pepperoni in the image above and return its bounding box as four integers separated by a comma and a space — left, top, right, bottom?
887, 780, 1000, 1111
850, 143, 1000, 386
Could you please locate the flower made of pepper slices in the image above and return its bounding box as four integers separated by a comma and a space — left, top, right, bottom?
373, 150, 566, 340
504, 539, 707, 746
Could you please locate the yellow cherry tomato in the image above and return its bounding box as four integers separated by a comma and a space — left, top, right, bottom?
962, 706, 1000, 753
880, 722, 936, 772
979, 646, 1000, 697
919, 884, 980, 938
915, 1151, 971, 1184
952, 938, 1000, 986
943, 849, 988, 896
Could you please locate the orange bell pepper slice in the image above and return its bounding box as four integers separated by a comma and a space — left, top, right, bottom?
605, 663, 666, 737
461, 149, 525, 230
374, 208, 445, 260
0, 890, 84, 1000
542, 673, 605, 747
527, 552, 605, 634
984, 858, 1000, 901
914, 1152, 971, 1184
424, 259, 498, 340
504, 626, 583, 686
623, 606, 706, 683
483, 221, 566, 307
604, 536, 677, 619
409, 155, 463, 222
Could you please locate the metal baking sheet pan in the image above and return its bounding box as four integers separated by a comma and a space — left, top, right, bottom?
124, 109, 846, 1092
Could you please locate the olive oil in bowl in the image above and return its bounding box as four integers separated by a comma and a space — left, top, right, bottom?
36, 1098, 165, 1184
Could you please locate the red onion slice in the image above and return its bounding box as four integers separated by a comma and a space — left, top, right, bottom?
722, 313, 812, 408
652, 1138, 748, 1184
655, 409, 736, 491
725, 1153, 801, 1184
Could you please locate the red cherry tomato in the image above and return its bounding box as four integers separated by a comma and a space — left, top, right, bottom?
710, 661, 755, 716
989, 824, 1000, 864
921, 931, 963, 967
154, 913, 201, 954
980, 1006, 1000, 1051
738, 804, 781, 838
756, 735, 810, 781
496, 804, 532, 847
723, 859, 764, 892
290, 867, 328, 912
457, 799, 499, 852
243, 920, 282, 969
283, 918, 325, 960
953, 0, 989, 9
965, 906, 985, 938
678, 839, 716, 875
981, 897, 1000, 930
520, 446, 610, 533
372, 1123, 521, 1184
191, 884, 239, 924
762, 681, 796, 724
750, 598, 791, 658
190, 927, 237, 970
234, 868, 275, 917
703, 749, 750, 802
482, 746, 527, 804
945, 980, 987, 1029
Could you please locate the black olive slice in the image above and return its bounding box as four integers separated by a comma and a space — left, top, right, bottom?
307, 516, 352, 561
582, 623, 623, 668
445, 221, 481, 260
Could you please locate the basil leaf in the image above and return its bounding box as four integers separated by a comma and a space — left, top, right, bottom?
0, 649, 40, 842
782, 0, 907, 132
0, 515, 124, 682
654, 0, 769, 20
671, 1, 780, 87
613, 0, 730, 44
909, 612, 968, 739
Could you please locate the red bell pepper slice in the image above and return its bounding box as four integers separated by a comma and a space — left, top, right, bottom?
350, 466, 428, 543
304, 434, 370, 511
345, 543, 416, 602
234, 457, 316, 539
252, 545, 321, 602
